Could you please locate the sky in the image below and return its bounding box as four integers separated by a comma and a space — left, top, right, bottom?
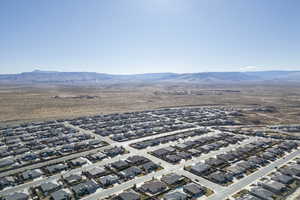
0, 0, 300, 74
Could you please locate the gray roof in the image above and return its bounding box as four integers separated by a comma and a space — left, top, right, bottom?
4, 192, 28, 200
176, 151, 192, 159
40, 181, 60, 193
0, 176, 15, 186
174, 143, 188, 149
51, 189, 71, 200
183, 183, 205, 196
22, 169, 43, 180
64, 174, 82, 184
140, 180, 167, 195
191, 163, 211, 174
163, 191, 188, 200
141, 161, 159, 172
46, 163, 68, 173
250, 186, 275, 200
165, 147, 176, 152
226, 165, 246, 175
126, 155, 149, 165
120, 166, 142, 178
72, 180, 98, 196
165, 154, 182, 163
111, 160, 129, 170
236, 194, 260, 200
261, 180, 286, 194
71, 157, 87, 166
271, 173, 294, 184
0, 159, 14, 168
152, 148, 170, 157
118, 191, 140, 200
161, 173, 184, 185
90, 152, 106, 160
86, 167, 106, 177
208, 171, 231, 183
99, 175, 119, 186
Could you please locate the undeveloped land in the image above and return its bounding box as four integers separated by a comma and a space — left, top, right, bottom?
1, 83, 300, 125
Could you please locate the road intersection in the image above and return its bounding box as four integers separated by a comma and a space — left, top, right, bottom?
1, 110, 300, 200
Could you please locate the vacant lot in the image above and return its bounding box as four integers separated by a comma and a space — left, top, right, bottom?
1, 83, 300, 125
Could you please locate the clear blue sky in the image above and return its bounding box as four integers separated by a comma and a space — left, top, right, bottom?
1, 0, 300, 74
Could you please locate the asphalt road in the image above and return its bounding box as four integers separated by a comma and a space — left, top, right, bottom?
0, 126, 255, 198
207, 148, 300, 200
0, 152, 133, 196
83, 168, 168, 200
0, 146, 110, 178
2, 112, 300, 200
64, 122, 115, 145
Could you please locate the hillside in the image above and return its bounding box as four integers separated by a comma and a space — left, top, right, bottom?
0, 70, 299, 84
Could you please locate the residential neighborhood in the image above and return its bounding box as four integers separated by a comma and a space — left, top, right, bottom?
1, 106, 300, 200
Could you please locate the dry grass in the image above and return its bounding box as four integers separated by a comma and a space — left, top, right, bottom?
1, 83, 300, 125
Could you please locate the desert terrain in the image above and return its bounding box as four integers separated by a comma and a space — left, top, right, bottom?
1, 83, 300, 126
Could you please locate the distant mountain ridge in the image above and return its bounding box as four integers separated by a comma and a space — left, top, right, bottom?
0, 70, 300, 84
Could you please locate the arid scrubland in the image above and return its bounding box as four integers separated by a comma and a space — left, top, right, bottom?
1, 83, 300, 125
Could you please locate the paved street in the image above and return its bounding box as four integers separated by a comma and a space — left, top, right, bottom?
2, 108, 300, 200
207, 149, 300, 200
0, 153, 133, 195
64, 122, 115, 145
0, 146, 110, 178
83, 169, 168, 200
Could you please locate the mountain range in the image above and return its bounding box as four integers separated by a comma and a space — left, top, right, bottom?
0, 70, 300, 84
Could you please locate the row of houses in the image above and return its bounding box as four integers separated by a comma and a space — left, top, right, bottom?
130, 128, 209, 149
67, 107, 241, 142
227, 127, 300, 141
109, 122, 194, 142
151, 133, 246, 165
149, 107, 240, 126
108, 172, 211, 200
0, 121, 114, 173
0, 136, 107, 171
0, 146, 126, 192
187, 139, 299, 185
236, 158, 300, 200
0, 155, 162, 200
67, 110, 199, 142
270, 125, 300, 133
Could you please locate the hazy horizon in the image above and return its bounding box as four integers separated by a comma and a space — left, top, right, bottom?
1, 68, 300, 75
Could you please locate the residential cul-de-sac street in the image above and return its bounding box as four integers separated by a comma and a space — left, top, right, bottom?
1, 106, 300, 200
